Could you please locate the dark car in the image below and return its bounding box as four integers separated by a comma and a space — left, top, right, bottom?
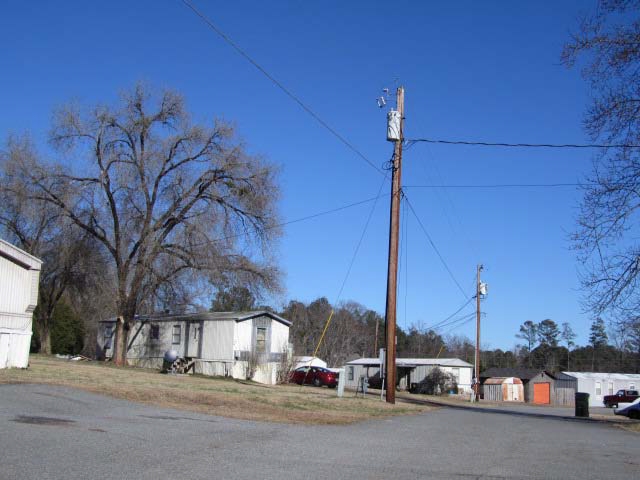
603, 389, 639, 408
614, 397, 640, 419
290, 366, 338, 388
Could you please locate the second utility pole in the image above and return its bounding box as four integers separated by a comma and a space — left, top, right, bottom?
384, 86, 404, 404
474, 264, 483, 401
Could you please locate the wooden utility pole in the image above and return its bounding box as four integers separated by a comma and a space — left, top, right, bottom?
374, 317, 379, 355
384, 86, 404, 404
474, 264, 483, 401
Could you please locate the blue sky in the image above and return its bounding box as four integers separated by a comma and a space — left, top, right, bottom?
1, 1, 600, 349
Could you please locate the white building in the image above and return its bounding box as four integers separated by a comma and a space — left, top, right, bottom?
344, 357, 474, 393
97, 311, 291, 384
0, 239, 42, 369
563, 372, 640, 407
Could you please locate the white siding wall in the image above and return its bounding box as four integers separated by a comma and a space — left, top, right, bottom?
97, 314, 290, 385
0, 259, 32, 323
233, 320, 253, 352
200, 321, 234, 360
127, 322, 178, 360
0, 248, 41, 369
270, 321, 289, 354
574, 376, 640, 407
454, 367, 473, 393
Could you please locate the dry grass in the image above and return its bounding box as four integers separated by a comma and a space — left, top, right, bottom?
617, 421, 640, 433
0, 355, 429, 425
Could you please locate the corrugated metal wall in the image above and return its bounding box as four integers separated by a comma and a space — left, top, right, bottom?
0, 252, 40, 369
482, 384, 503, 401
0, 259, 31, 325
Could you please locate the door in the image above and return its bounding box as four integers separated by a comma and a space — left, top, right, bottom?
0, 334, 10, 369
185, 321, 201, 358
533, 382, 551, 404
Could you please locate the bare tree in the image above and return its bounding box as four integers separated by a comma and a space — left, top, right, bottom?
563, 1, 640, 320
0, 136, 108, 353
15, 84, 281, 365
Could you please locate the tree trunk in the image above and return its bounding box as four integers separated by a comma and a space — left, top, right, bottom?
38, 324, 51, 355
112, 316, 129, 366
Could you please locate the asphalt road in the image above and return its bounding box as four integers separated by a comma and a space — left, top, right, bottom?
1, 384, 638, 480
420, 397, 617, 418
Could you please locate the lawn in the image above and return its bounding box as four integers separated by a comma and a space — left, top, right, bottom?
0, 355, 429, 425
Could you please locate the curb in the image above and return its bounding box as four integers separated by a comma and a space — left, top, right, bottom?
415, 398, 633, 425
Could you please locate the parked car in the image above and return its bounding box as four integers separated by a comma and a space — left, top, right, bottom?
603, 389, 639, 408
290, 366, 338, 388
614, 397, 640, 419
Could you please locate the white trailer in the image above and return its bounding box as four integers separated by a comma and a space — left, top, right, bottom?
564, 372, 640, 407
0, 239, 42, 369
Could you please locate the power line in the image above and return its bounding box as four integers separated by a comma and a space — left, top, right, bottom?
431, 311, 477, 332
308, 174, 388, 365
333, 174, 388, 303
181, 0, 384, 176
190, 192, 388, 248
405, 138, 640, 149
439, 313, 477, 335
425, 297, 475, 331
404, 192, 470, 300
404, 182, 593, 189
419, 142, 482, 266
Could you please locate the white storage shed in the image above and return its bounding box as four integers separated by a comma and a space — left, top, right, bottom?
563, 372, 640, 407
0, 239, 42, 369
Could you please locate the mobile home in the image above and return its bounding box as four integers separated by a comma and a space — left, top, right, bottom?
97, 310, 291, 384
0, 239, 42, 369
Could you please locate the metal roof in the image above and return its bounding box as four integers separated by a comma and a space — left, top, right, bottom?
0, 238, 42, 270
99, 310, 292, 326
346, 357, 473, 368
485, 377, 523, 385
480, 368, 541, 380
563, 372, 640, 381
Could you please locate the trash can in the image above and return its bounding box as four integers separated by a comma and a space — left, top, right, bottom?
575, 392, 590, 417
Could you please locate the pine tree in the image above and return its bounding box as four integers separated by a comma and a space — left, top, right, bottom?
589, 318, 608, 371
561, 322, 577, 370
516, 320, 538, 366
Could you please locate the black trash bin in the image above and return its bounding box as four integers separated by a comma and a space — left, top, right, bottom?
575, 392, 590, 417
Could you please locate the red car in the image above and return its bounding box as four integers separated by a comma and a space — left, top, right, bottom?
290, 366, 339, 388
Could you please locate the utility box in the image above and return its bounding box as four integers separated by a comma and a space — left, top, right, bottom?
337, 368, 345, 398
387, 110, 401, 141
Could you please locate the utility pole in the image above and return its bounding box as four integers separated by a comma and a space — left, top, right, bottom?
374, 317, 379, 355
474, 264, 483, 402
384, 86, 404, 404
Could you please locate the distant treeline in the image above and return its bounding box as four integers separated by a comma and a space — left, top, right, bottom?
25, 283, 640, 375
